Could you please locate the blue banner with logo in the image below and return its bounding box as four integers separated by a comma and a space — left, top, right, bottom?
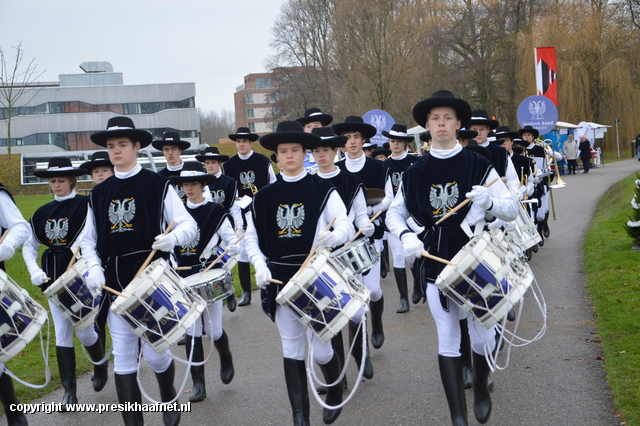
517, 95, 558, 136
363, 109, 395, 147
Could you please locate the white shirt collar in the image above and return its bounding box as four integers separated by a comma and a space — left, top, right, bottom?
238, 151, 254, 160
390, 151, 408, 160
55, 190, 77, 202
166, 162, 183, 171
429, 142, 463, 159
282, 169, 308, 182
317, 167, 341, 179
115, 163, 142, 179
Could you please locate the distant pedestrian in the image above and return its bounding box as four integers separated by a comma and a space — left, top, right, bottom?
564, 134, 579, 174
579, 135, 591, 173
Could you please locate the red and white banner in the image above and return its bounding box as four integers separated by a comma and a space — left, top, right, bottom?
535, 47, 558, 107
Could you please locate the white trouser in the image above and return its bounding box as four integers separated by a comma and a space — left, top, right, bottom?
537, 188, 549, 222
275, 305, 333, 364
387, 232, 405, 269
48, 299, 98, 348
426, 283, 496, 357
107, 311, 173, 375
186, 300, 223, 341
362, 239, 383, 302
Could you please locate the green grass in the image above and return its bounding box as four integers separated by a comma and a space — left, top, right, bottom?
583, 173, 640, 425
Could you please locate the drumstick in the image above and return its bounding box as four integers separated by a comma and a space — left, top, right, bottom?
267, 278, 283, 285
344, 210, 382, 248
200, 234, 245, 275
0, 229, 9, 245
101, 285, 124, 298
434, 177, 499, 225
174, 266, 193, 271
133, 220, 175, 280
421, 251, 456, 266
298, 217, 336, 273
65, 247, 81, 274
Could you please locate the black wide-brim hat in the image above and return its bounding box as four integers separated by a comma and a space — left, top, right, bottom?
195, 146, 229, 163
467, 110, 499, 129
457, 129, 478, 140
512, 137, 528, 146
168, 162, 217, 185
296, 108, 333, 126
465, 140, 491, 161
381, 123, 414, 142
80, 151, 113, 172
372, 148, 392, 158
33, 157, 88, 178
90, 116, 153, 148
152, 131, 191, 151
412, 90, 472, 129
494, 126, 520, 141
259, 121, 321, 152
229, 127, 259, 141
419, 131, 431, 142
332, 116, 377, 139
518, 125, 540, 139
308, 127, 347, 149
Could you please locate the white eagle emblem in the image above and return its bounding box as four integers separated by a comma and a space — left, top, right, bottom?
430, 182, 459, 218
45, 218, 69, 245
181, 228, 200, 255
109, 198, 136, 233
212, 189, 226, 206
370, 115, 387, 133
239, 171, 256, 189
391, 172, 403, 190
276, 203, 305, 238
174, 184, 186, 200
528, 100, 546, 120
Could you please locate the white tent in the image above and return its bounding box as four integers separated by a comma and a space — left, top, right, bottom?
575, 121, 611, 146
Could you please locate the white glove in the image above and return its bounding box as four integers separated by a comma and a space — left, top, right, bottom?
504, 221, 517, 233
0, 244, 14, 262
401, 232, 424, 264
225, 243, 239, 257
316, 230, 340, 248
30, 269, 48, 287
466, 185, 492, 210
86, 264, 105, 292
235, 227, 245, 238
488, 219, 504, 230
255, 263, 272, 289
366, 206, 374, 216
359, 222, 375, 238
152, 233, 177, 252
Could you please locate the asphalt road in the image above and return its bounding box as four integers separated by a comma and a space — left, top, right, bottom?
3, 158, 637, 426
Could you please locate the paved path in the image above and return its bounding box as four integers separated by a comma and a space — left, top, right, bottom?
3, 158, 638, 425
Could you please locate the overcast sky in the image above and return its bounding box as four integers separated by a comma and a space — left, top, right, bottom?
2, 0, 285, 113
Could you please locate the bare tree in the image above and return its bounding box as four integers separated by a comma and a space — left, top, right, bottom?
0, 42, 45, 188
198, 108, 236, 144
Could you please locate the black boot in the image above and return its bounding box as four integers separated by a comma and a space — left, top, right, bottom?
154, 361, 181, 426
410, 265, 424, 305
370, 297, 385, 349
459, 320, 473, 389
394, 268, 409, 313
56, 346, 77, 411
472, 352, 493, 424
317, 331, 347, 395
380, 240, 389, 279
0, 372, 28, 426
226, 292, 237, 312
319, 352, 343, 425
214, 330, 235, 385
543, 211, 551, 238
283, 358, 310, 426
85, 339, 108, 392
114, 372, 143, 426
185, 336, 206, 402
438, 355, 468, 426
349, 321, 373, 379
237, 261, 252, 306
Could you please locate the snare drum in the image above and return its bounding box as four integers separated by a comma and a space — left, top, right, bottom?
435, 231, 533, 329
44, 259, 101, 331
110, 258, 206, 353
276, 250, 370, 343
331, 238, 379, 275
504, 201, 542, 251
183, 268, 233, 304
0, 270, 48, 363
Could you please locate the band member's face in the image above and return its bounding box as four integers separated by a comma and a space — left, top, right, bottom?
469, 124, 490, 144
106, 137, 140, 172
303, 121, 323, 133
343, 131, 364, 157
204, 159, 221, 175
388, 139, 407, 155
235, 138, 253, 155
162, 145, 182, 167
522, 132, 535, 143
91, 166, 114, 184
425, 106, 460, 148
181, 181, 205, 202
374, 153, 388, 161
49, 177, 72, 197
500, 138, 513, 153
276, 143, 305, 176
311, 146, 337, 169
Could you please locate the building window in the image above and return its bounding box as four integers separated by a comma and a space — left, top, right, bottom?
246, 93, 254, 104
247, 108, 255, 119
255, 78, 271, 89
248, 122, 256, 132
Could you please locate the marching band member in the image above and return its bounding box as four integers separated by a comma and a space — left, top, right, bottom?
23, 158, 107, 410
80, 151, 114, 185
153, 132, 191, 202
334, 116, 392, 352
245, 121, 353, 425
169, 162, 238, 403
195, 146, 241, 312
223, 127, 277, 307
80, 116, 197, 426
0, 180, 31, 425
310, 126, 375, 383
382, 124, 419, 313
386, 90, 518, 425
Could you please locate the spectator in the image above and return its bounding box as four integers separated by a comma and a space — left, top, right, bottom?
564, 134, 579, 174
579, 135, 592, 174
